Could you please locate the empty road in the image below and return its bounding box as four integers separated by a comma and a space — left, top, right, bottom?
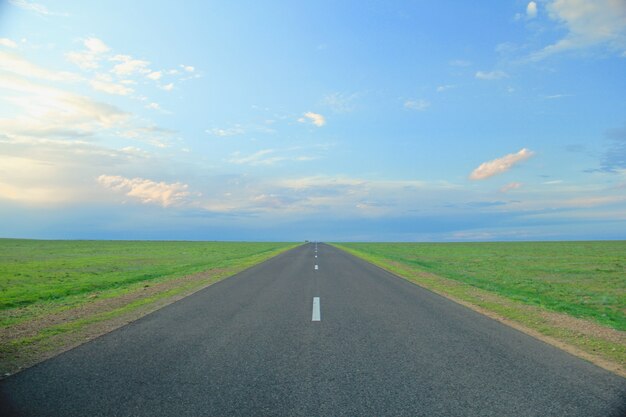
1, 243, 625, 416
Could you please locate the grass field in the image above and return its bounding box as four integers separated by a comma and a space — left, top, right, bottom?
334, 241, 626, 374
0, 239, 295, 314
0, 239, 298, 375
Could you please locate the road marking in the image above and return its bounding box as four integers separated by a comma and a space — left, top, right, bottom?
315, 254, 317, 258
314, 264, 318, 270
312, 297, 320, 321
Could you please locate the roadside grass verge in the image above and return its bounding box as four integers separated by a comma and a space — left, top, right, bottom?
333, 242, 626, 377
0, 239, 299, 376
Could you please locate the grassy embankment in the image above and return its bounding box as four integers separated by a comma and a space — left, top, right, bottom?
334, 241, 626, 376
0, 239, 298, 375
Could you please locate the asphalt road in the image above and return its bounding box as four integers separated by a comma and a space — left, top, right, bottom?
1, 243, 625, 416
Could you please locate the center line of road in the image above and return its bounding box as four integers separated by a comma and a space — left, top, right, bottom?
314, 264, 318, 270
312, 297, 320, 321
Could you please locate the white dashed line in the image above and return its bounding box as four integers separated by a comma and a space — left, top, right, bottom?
312, 297, 321, 321
314, 264, 318, 270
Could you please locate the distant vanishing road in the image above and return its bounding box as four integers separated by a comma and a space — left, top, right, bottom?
1, 243, 625, 416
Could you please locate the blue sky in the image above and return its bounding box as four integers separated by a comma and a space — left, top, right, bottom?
0, 0, 625, 241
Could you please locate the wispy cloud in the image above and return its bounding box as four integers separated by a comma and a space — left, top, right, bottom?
278, 176, 367, 190
110, 54, 151, 76
0, 74, 129, 137
0, 42, 195, 149
600, 125, 626, 172
562, 195, 626, 208
404, 99, 431, 111
0, 50, 78, 81
90, 76, 134, 96
298, 111, 326, 127
66, 37, 110, 70
543, 93, 572, 100
228, 149, 282, 166
119, 126, 176, 148
531, 0, 626, 59
527, 1, 538, 19
516, 1, 538, 20
436, 85, 455, 93
206, 126, 245, 137
97, 175, 191, 207
228, 149, 314, 166
470, 148, 535, 180
64, 38, 197, 93
499, 182, 523, 193
0, 154, 71, 203
146, 71, 162, 80
0, 38, 18, 49
9, 0, 68, 17
0, 139, 153, 205
475, 70, 508, 80
323, 92, 359, 113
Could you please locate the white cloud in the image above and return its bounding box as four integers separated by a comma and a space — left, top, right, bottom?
181, 65, 195, 72
65, 38, 110, 70
0, 140, 156, 206
90, 79, 133, 96
65, 51, 99, 70
0, 155, 69, 203
532, 0, 626, 59
436, 85, 455, 92
278, 176, 367, 190
8, 0, 68, 16
119, 126, 175, 148
110, 54, 151, 76
227, 148, 319, 166
527, 1, 538, 19
206, 126, 245, 137
161, 83, 174, 91
543, 93, 572, 99
0, 72, 129, 139
470, 148, 535, 180
228, 149, 284, 166
147, 71, 162, 80
97, 175, 191, 207
248, 175, 439, 216
84, 37, 110, 54
475, 70, 508, 80
298, 111, 326, 127
404, 99, 431, 111
500, 182, 523, 193
146, 102, 161, 111
562, 195, 626, 208
323, 92, 359, 113
0, 38, 18, 49
0, 50, 78, 81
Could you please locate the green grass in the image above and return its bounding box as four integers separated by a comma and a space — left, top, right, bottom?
0, 239, 298, 324
334, 241, 626, 331
0, 239, 299, 375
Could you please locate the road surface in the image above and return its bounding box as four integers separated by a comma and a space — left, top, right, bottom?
1, 243, 625, 416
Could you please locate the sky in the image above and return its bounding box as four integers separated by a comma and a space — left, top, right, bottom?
0, 0, 625, 242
